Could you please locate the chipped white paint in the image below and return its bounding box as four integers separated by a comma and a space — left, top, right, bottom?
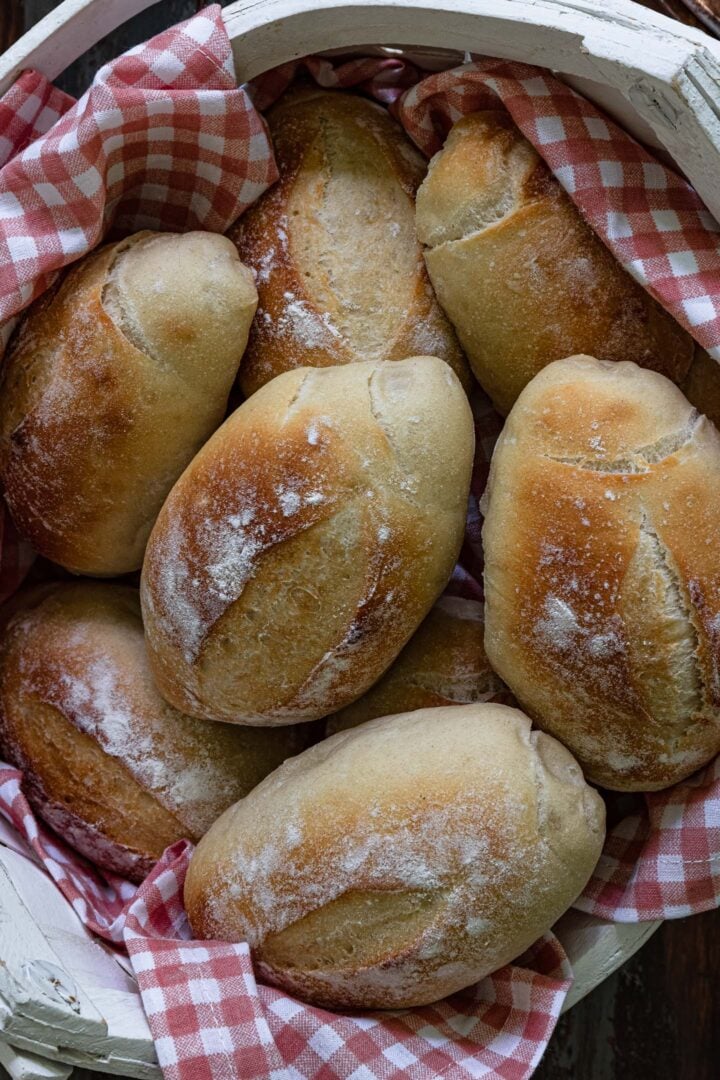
557, 909, 661, 1011
0, 1040, 71, 1080
0, 845, 159, 1078
0, 0, 694, 1073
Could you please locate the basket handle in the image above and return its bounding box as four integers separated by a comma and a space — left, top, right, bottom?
0, 0, 167, 96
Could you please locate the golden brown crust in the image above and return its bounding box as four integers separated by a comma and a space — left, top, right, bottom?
483, 355, 720, 791
325, 595, 513, 735
230, 90, 469, 396
185, 703, 605, 1009
140, 357, 474, 726
416, 112, 693, 415
0, 583, 309, 881
0, 232, 257, 576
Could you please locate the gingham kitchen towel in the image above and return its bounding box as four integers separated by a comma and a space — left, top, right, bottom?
0, 766, 135, 939
2, 7, 720, 1078
0, 69, 73, 166
576, 755, 720, 921
0, 762, 572, 1080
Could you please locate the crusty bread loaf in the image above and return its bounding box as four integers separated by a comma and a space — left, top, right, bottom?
325, 595, 513, 735
0, 231, 257, 576
483, 354, 720, 791
0, 583, 309, 881
230, 89, 469, 396
415, 112, 693, 415
141, 356, 474, 726
185, 703, 605, 1009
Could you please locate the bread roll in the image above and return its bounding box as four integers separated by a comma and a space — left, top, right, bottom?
325, 595, 512, 735
0, 231, 257, 576
230, 90, 469, 396
0, 583, 308, 882
185, 703, 605, 1009
415, 112, 692, 415
483, 354, 720, 791
141, 356, 474, 726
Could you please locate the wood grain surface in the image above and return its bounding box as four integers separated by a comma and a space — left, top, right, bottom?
678, 0, 720, 34
640, 0, 712, 26
4, 2, 720, 1078
0, 1, 23, 53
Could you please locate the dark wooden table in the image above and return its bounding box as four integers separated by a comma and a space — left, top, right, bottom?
4, 2, 720, 1078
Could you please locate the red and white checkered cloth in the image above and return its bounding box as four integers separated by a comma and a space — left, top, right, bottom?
577, 756, 720, 920
0, 4, 276, 348
2, 5, 720, 1078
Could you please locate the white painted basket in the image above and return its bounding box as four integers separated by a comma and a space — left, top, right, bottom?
4, 0, 718, 1074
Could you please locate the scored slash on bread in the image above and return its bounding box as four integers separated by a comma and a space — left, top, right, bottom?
325, 595, 514, 735
230, 89, 470, 396
185, 703, 605, 1010
415, 111, 693, 415
140, 356, 475, 726
0, 231, 257, 577
483, 354, 720, 790
0, 582, 310, 881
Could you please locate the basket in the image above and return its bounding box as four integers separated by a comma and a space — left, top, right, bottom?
3, 0, 720, 1075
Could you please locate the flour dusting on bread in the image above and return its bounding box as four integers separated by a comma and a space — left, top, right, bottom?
229, 90, 468, 397
185, 705, 604, 1009
484, 355, 720, 790
141, 358, 474, 725
0, 584, 309, 877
